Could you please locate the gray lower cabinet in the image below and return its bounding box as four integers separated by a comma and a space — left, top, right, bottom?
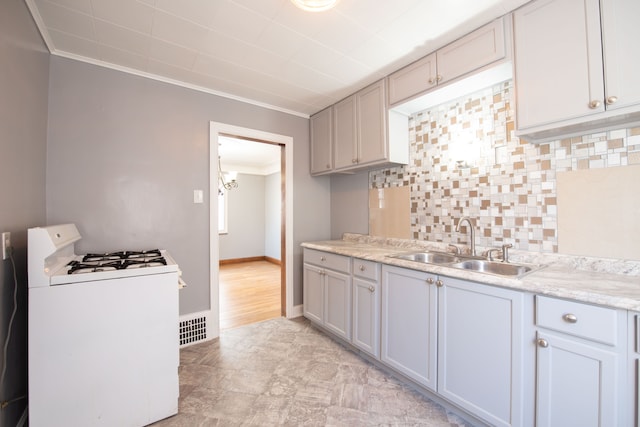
303, 249, 352, 340
438, 276, 531, 427
630, 312, 640, 427
352, 259, 381, 358
534, 296, 628, 427
381, 265, 438, 391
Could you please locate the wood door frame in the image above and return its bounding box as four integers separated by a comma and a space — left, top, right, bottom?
209, 122, 293, 339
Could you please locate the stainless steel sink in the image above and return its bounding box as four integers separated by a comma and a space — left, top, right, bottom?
391, 251, 461, 264
388, 250, 543, 278
449, 259, 537, 277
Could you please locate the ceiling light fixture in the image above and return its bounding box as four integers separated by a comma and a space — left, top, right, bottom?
290, 0, 339, 12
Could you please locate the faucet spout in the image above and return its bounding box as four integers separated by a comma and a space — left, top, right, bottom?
456, 217, 476, 256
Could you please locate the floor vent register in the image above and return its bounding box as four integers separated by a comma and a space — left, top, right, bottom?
179, 315, 208, 347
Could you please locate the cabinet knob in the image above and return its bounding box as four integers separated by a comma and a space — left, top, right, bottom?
563, 313, 578, 323
359, 265, 365, 271
428, 77, 435, 85
435, 279, 443, 287
436, 74, 443, 82
368, 285, 375, 293
320, 256, 326, 262
426, 277, 434, 284
352, 158, 358, 164
537, 338, 549, 348
588, 100, 601, 109
326, 164, 331, 169
606, 96, 618, 105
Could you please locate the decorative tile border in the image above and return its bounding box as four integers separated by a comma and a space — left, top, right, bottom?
371, 80, 640, 253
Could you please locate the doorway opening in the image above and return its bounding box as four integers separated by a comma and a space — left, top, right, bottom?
217, 136, 283, 329
209, 122, 293, 339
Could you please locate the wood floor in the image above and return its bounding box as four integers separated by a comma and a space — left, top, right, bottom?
219, 260, 282, 330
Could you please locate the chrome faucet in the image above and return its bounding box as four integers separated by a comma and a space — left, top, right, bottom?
455, 217, 476, 256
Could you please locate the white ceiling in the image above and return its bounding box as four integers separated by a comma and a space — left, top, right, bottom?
218, 136, 281, 175
26, 0, 530, 117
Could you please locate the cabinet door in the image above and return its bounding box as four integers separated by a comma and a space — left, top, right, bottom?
324, 269, 351, 340
536, 331, 621, 427
513, 0, 604, 129
352, 277, 380, 358
437, 277, 527, 427
310, 107, 332, 175
333, 95, 357, 170
356, 80, 387, 167
381, 265, 437, 391
302, 263, 324, 324
388, 53, 437, 106
601, 0, 640, 111
437, 17, 506, 85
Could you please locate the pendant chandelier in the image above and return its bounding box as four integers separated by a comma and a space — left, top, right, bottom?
218, 155, 238, 195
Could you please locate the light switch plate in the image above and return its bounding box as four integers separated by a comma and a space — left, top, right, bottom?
2, 232, 11, 260
193, 190, 204, 204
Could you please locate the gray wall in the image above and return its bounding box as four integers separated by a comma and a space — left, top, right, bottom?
46, 56, 331, 313
330, 171, 369, 239
219, 171, 282, 261
265, 171, 281, 260
219, 173, 266, 260
0, 0, 49, 425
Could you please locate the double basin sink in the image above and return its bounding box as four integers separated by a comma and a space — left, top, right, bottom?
389, 250, 542, 278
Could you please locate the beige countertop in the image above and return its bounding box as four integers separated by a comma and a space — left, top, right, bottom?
302, 234, 640, 312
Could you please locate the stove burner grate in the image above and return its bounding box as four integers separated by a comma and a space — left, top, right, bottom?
82, 249, 162, 262
68, 250, 167, 274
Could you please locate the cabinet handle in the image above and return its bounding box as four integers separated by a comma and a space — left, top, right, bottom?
435, 279, 443, 287
368, 285, 375, 293
563, 313, 578, 323
359, 265, 365, 271
588, 100, 601, 109
606, 96, 618, 105
537, 338, 549, 348
426, 277, 434, 285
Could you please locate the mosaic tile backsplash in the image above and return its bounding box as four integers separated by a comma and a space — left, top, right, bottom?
370, 80, 640, 253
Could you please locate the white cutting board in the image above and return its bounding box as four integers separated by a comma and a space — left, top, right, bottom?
557, 165, 640, 260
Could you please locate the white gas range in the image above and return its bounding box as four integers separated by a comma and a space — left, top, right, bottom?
28, 224, 180, 426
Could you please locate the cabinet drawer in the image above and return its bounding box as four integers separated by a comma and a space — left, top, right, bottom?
303, 248, 350, 273
536, 296, 619, 346
353, 258, 379, 281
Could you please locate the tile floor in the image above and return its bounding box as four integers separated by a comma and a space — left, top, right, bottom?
152, 317, 475, 426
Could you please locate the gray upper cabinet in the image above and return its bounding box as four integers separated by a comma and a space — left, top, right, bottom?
387, 53, 437, 107
388, 17, 508, 107
513, 0, 640, 141
309, 106, 332, 175
334, 79, 388, 172
311, 79, 407, 175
